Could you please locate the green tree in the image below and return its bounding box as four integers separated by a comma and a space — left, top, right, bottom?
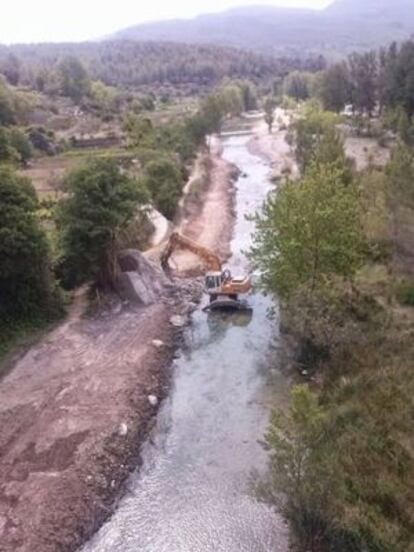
0, 166, 59, 323
199, 93, 225, 134
348, 51, 377, 116
124, 114, 156, 149
143, 158, 184, 220
0, 127, 19, 164
250, 162, 364, 300
293, 106, 341, 172
8, 128, 33, 165
58, 159, 148, 289
263, 96, 277, 133
317, 63, 352, 113
0, 78, 15, 125
265, 385, 342, 551
283, 71, 313, 101
58, 56, 90, 103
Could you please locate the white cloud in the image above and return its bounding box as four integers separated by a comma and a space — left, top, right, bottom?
1, 0, 331, 44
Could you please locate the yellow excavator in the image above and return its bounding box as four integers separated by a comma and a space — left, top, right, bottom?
161, 232, 252, 311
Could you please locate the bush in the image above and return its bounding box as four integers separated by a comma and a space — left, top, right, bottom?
395, 280, 414, 306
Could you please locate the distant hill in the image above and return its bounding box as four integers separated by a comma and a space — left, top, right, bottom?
113, 0, 414, 55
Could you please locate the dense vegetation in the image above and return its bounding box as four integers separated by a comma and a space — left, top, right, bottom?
0, 166, 62, 354
0, 41, 316, 94
252, 106, 414, 551
281, 39, 414, 136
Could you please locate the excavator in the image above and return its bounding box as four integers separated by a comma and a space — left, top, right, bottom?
160, 232, 252, 311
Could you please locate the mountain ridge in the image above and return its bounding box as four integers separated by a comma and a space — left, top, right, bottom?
113, 0, 414, 55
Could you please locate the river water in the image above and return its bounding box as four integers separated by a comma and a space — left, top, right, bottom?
83, 134, 289, 552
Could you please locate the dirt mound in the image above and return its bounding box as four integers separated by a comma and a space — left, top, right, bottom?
116, 249, 168, 305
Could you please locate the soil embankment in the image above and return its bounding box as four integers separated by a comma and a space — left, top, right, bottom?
0, 139, 236, 552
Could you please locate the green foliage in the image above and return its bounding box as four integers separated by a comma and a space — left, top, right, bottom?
265, 385, 343, 551
251, 162, 364, 301
386, 142, 414, 208
8, 127, 32, 164
124, 114, 156, 149
379, 41, 414, 118
0, 77, 16, 125
348, 51, 378, 115
58, 158, 149, 289
263, 96, 277, 133
143, 158, 184, 220
265, 363, 414, 552
292, 105, 343, 172
89, 80, 121, 116
0, 126, 19, 164
0, 166, 60, 325
283, 71, 313, 101
58, 56, 90, 103
317, 63, 352, 113
395, 279, 414, 306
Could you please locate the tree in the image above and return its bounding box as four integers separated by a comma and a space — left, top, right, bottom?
143, 158, 184, 220
293, 106, 342, 172
0, 78, 15, 125
0, 127, 19, 164
199, 93, 225, 134
0, 53, 21, 86
124, 114, 156, 149
250, 162, 364, 301
0, 166, 59, 322
8, 128, 33, 165
283, 71, 313, 101
265, 385, 342, 551
348, 51, 377, 116
58, 159, 149, 289
58, 56, 90, 103
263, 96, 277, 133
317, 63, 352, 113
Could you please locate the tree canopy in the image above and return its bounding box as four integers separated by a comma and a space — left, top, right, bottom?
58, 158, 149, 289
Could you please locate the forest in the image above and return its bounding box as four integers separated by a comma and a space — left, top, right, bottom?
0, 41, 324, 93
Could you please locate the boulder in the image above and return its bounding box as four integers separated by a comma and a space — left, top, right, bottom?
116, 249, 167, 305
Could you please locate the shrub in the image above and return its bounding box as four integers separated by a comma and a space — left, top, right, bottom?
395, 280, 414, 306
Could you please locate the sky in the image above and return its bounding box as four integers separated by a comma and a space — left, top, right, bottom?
0, 0, 331, 44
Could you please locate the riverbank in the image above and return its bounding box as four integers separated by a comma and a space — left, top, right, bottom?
0, 140, 237, 552
247, 110, 299, 180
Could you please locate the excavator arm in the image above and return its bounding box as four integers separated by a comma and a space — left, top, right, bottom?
161, 232, 222, 273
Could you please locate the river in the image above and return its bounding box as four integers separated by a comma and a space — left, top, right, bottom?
83, 133, 289, 552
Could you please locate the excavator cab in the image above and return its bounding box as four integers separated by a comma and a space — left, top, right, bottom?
205, 272, 223, 292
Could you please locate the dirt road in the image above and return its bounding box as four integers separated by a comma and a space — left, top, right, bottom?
0, 141, 236, 552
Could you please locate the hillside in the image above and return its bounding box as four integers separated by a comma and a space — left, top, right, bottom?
113, 0, 414, 55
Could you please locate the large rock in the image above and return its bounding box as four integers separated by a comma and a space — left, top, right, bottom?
116, 249, 167, 305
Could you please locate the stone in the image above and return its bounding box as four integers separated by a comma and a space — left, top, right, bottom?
148, 395, 158, 407
170, 315, 187, 327
152, 339, 165, 349
118, 422, 128, 436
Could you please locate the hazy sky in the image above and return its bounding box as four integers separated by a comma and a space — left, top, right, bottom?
1, 0, 331, 44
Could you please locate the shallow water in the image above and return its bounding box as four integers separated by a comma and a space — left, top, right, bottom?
83, 135, 289, 552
